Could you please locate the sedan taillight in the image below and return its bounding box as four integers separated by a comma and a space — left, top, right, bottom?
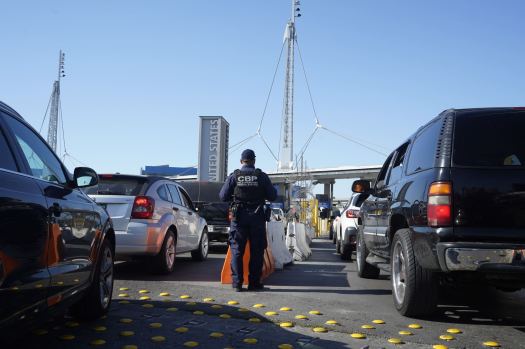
131, 196, 155, 219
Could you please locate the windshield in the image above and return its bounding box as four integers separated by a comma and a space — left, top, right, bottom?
453, 111, 525, 168
179, 181, 224, 203
84, 177, 147, 196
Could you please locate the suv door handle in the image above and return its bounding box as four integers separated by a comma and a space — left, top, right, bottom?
172, 207, 179, 211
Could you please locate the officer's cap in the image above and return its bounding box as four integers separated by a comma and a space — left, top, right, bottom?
241, 149, 256, 161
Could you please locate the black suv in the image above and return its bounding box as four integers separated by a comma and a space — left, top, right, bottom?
0, 101, 115, 336
353, 108, 525, 317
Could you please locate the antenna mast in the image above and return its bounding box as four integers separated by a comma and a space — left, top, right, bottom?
47, 50, 65, 152
278, 0, 301, 171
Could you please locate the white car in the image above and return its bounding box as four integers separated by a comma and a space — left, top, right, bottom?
86, 174, 209, 273
333, 193, 367, 260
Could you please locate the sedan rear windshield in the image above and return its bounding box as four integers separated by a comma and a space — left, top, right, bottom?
180, 181, 223, 202
453, 111, 525, 168
84, 177, 148, 196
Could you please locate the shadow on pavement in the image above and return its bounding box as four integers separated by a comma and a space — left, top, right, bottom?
13, 299, 350, 349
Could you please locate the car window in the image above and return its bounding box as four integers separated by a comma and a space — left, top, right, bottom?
179, 181, 223, 202
386, 142, 409, 185
453, 111, 525, 168
0, 125, 18, 172
375, 152, 394, 189
178, 187, 195, 210
167, 184, 183, 206
406, 120, 441, 174
85, 176, 147, 195
4, 114, 67, 184
157, 184, 170, 201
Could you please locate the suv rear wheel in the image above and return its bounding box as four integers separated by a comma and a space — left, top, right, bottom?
356, 226, 380, 278
391, 229, 438, 317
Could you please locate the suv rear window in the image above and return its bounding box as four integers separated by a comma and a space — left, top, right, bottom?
84, 176, 147, 195
453, 111, 525, 167
180, 181, 223, 202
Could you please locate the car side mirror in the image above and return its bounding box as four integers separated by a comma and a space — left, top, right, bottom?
73, 167, 98, 188
352, 180, 371, 194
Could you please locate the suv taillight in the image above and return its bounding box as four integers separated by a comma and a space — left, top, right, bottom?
427, 182, 452, 227
131, 196, 155, 219
346, 209, 359, 218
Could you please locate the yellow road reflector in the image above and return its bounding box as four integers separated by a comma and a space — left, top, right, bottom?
361, 324, 375, 329
90, 339, 106, 346
325, 320, 339, 325
122, 345, 138, 349
65, 321, 80, 328
118, 293, 129, 297
159, 292, 170, 297
119, 318, 133, 324
249, 318, 261, 323
139, 296, 151, 301
280, 307, 292, 311
372, 319, 385, 324
433, 345, 448, 349
265, 311, 278, 316
210, 332, 224, 338
219, 314, 232, 319
139, 290, 149, 294
193, 310, 204, 315
238, 308, 249, 312
120, 331, 135, 337
351, 333, 366, 339
253, 303, 265, 308
278, 345, 293, 349
119, 287, 129, 291
93, 326, 107, 332
149, 322, 162, 328
151, 336, 166, 342
59, 334, 75, 341
295, 315, 308, 320
142, 304, 154, 308
167, 307, 178, 312
408, 323, 422, 329
180, 294, 191, 299
388, 338, 404, 344
243, 338, 258, 344
203, 298, 214, 302
119, 300, 130, 304
313, 327, 328, 333
483, 342, 501, 347
439, 334, 455, 341
399, 331, 413, 336
33, 329, 48, 336
228, 300, 239, 305
309, 310, 322, 315
175, 327, 189, 333
211, 305, 223, 309
184, 341, 199, 347
446, 328, 462, 334
280, 322, 294, 328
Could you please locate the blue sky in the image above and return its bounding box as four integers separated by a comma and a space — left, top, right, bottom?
2, 0, 524, 197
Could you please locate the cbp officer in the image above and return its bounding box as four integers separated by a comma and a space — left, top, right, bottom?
219, 149, 277, 292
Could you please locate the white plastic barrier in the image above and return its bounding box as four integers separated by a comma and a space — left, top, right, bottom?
286, 222, 312, 261
267, 221, 293, 269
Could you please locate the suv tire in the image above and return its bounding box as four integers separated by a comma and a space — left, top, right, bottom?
153, 230, 176, 274
191, 229, 209, 261
70, 238, 114, 320
340, 243, 352, 261
391, 228, 438, 317
356, 226, 380, 278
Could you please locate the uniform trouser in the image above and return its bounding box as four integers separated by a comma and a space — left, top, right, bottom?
229, 208, 267, 286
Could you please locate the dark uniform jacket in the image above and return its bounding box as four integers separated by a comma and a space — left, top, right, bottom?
219, 165, 277, 203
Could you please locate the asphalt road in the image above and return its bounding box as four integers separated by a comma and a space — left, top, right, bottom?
17, 238, 525, 349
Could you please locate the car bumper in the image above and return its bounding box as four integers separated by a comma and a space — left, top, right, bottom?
437, 242, 525, 272
207, 225, 230, 241
115, 221, 163, 256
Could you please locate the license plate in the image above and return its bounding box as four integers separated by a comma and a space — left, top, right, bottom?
208, 226, 214, 232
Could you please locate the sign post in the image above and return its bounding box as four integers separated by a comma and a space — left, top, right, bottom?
197, 116, 230, 182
